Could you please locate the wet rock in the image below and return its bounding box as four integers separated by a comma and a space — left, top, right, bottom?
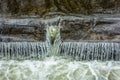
93, 22, 120, 35
0, 35, 35, 42
0, 16, 120, 42
60, 17, 120, 41
0, 18, 46, 41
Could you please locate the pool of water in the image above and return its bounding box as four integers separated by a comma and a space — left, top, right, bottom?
0, 56, 120, 80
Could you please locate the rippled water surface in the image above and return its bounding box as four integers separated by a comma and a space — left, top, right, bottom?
0, 57, 120, 80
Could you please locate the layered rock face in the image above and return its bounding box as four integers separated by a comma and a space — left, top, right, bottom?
0, 18, 45, 41
0, 0, 120, 41
0, 16, 120, 42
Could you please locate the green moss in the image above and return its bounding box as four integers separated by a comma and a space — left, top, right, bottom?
7, 0, 20, 14
0, 0, 119, 16
53, 0, 94, 14
97, 0, 116, 9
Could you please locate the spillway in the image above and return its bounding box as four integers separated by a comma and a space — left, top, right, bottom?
0, 41, 120, 61
0, 42, 47, 60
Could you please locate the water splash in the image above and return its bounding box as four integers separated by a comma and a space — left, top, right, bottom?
0, 57, 120, 80
46, 24, 61, 56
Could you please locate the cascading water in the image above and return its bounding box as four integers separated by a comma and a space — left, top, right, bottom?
60, 42, 120, 61
0, 41, 120, 61
46, 24, 61, 56
0, 42, 47, 60
0, 24, 120, 60
0, 21, 120, 80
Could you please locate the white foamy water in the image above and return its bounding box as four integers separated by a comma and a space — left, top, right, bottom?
0, 56, 120, 80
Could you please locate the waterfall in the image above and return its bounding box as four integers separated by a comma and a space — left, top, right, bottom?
60, 42, 120, 61
0, 41, 120, 61
0, 42, 47, 60
46, 25, 61, 56
0, 22, 120, 60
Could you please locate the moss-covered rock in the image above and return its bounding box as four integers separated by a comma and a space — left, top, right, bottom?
0, 0, 119, 16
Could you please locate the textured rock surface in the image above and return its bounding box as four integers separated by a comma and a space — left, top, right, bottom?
0, 16, 120, 42
0, 0, 120, 16
0, 19, 45, 41
61, 18, 120, 41
93, 22, 120, 34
